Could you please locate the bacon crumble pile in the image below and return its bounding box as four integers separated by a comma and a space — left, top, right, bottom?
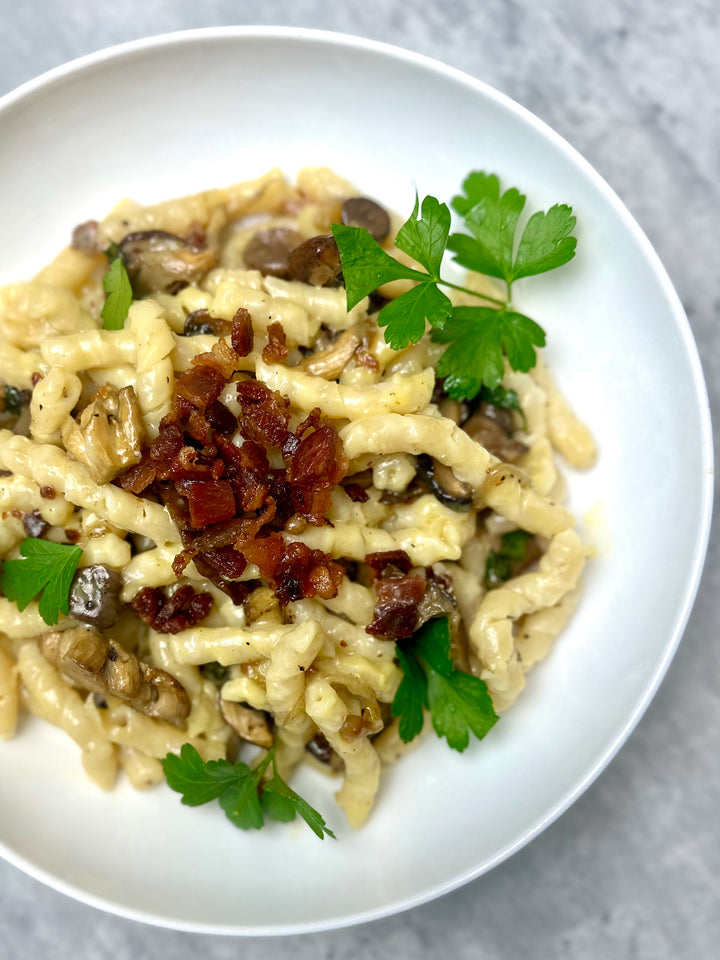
118, 308, 347, 609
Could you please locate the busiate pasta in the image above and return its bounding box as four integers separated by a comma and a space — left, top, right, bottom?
0, 167, 595, 829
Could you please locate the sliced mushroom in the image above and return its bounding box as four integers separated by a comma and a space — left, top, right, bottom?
287, 235, 342, 287
477, 400, 516, 434
306, 732, 344, 773
70, 219, 100, 253
220, 699, 273, 748
341, 198, 391, 242
462, 411, 528, 462
39, 626, 190, 723
416, 455, 473, 511
414, 578, 457, 630
298, 328, 361, 380
243, 586, 281, 624
243, 227, 303, 278
68, 564, 124, 629
119, 230, 217, 297
62, 384, 145, 483
183, 308, 231, 337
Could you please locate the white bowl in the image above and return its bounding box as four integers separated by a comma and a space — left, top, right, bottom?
0, 27, 712, 935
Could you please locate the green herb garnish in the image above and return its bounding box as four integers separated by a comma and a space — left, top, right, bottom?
101, 248, 132, 330
484, 529, 534, 588
392, 617, 499, 750
2, 386, 26, 417
162, 741, 335, 839
332, 172, 577, 401
0, 538, 83, 626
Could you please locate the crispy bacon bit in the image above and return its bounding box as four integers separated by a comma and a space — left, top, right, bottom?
262, 322, 289, 364
117, 322, 347, 605
236, 380, 290, 446
40, 485, 56, 500
366, 576, 426, 638
198, 545, 248, 580
175, 365, 226, 408
205, 400, 236, 435
191, 338, 240, 380
131, 584, 214, 634
183, 480, 236, 528
344, 483, 369, 503
231, 308, 254, 357
366, 550, 413, 578
288, 423, 349, 524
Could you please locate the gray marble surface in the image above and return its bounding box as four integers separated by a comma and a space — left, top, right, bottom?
0, 1, 718, 957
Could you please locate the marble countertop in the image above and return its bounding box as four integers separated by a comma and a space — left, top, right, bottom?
0, 2, 718, 957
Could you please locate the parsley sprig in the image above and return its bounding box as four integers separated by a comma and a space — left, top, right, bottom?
392, 618, 498, 750
162, 741, 336, 839
101, 245, 132, 330
0, 538, 83, 626
331, 171, 577, 401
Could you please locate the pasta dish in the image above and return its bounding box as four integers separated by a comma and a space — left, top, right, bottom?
0, 167, 595, 831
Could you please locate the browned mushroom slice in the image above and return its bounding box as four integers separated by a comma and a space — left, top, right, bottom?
183, 308, 232, 337
69, 564, 124, 629
287, 235, 342, 286
119, 230, 217, 296
62, 384, 145, 483
298, 328, 361, 380
340, 198, 391, 242
414, 578, 457, 630
243, 227, 303, 278
416, 455, 473, 511
462, 411, 528, 462
70, 219, 100, 253
39, 626, 190, 723
220, 699, 273, 748
306, 732, 344, 773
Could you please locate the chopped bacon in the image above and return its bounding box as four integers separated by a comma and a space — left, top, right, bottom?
198, 545, 248, 579
236, 380, 290, 446
343, 483, 369, 503
118, 322, 347, 605
175, 365, 226, 407
231, 307, 254, 357
131, 584, 213, 634
366, 576, 426, 638
262, 321, 289, 363
191, 338, 240, 380
183, 479, 236, 528
365, 550, 413, 577
205, 400, 236, 435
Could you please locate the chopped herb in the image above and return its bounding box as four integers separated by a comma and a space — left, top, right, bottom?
3, 386, 26, 417
332, 172, 577, 400
391, 618, 499, 751
485, 530, 534, 588
0, 538, 83, 625
162, 741, 335, 839
200, 661, 230, 687
101, 249, 133, 330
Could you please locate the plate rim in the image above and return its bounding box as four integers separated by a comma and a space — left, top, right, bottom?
0, 24, 714, 936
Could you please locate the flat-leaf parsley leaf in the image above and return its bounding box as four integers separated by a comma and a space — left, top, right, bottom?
162, 742, 335, 839
391, 618, 499, 752
0, 538, 83, 626
333, 171, 577, 401
101, 251, 133, 330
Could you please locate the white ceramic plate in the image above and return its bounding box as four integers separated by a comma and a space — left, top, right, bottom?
0, 27, 712, 935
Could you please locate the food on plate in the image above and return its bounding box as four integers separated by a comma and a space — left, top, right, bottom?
0, 167, 595, 836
